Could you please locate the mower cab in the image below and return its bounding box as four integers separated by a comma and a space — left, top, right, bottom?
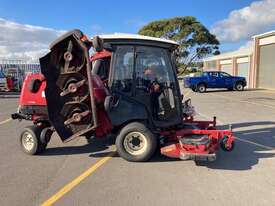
12, 29, 235, 162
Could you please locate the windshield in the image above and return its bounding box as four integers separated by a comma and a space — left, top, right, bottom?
220, 72, 231, 77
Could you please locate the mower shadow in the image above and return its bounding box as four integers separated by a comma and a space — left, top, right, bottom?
202, 121, 275, 170
41, 137, 115, 156
149, 121, 275, 168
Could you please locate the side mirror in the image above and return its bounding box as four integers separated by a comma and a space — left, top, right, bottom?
92, 36, 104, 52
103, 43, 114, 51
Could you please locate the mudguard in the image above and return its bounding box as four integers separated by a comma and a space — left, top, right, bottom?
40, 30, 97, 142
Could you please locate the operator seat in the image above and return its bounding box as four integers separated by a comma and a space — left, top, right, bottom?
92, 59, 109, 79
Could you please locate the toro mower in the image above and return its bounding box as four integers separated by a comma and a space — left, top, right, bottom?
11, 29, 235, 162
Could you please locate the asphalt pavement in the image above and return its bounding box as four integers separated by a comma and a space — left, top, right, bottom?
0, 89, 275, 206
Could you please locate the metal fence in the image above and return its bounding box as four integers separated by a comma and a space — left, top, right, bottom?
0, 59, 40, 91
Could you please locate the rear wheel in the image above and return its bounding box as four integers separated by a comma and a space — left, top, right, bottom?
20, 126, 47, 155
235, 82, 244, 91
191, 86, 197, 92
197, 84, 206, 93
220, 136, 235, 152
115, 122, 157, 162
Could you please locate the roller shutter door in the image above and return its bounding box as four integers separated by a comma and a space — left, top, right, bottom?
221, 64, 233, 75
237, 62, 249, 86
258, 44, 275, 88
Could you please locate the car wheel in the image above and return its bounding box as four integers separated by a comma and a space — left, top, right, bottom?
115, 122, 157, 162
197, 84, 206, 93
235, 82, 244, 91
20, 126, 47, 155
191, 86, 197, 92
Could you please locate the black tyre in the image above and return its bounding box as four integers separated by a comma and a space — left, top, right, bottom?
220, 136, 235, 152
197, 83, 206, 93
235, 82, 244, 91
191, 86, 197, 92
115, 122, 157, 162
20, 126, 47, 155
40, 127, 53, 144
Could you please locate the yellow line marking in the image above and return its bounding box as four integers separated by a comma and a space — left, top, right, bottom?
41, 153, 114, 206
234, 137, 275, 150
0, 118, 12, 125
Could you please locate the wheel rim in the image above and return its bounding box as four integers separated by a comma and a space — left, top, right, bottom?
237, 84, 243, 90
22, 131, 35, 151
199, 86, 205, 92
123, 132, 148, 156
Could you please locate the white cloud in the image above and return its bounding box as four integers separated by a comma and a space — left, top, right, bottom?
211, 0, 275, 42
0, 18, 66, 61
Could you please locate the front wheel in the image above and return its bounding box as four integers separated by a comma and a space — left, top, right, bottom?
235, 82, 244, 91
20, 126, 47, 155
115, 122, 157, 162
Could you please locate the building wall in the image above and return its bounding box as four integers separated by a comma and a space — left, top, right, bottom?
204, 55, 252, 88
253, 33, 275, 89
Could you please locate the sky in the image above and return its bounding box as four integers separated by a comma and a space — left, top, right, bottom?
0, 0, 275, 60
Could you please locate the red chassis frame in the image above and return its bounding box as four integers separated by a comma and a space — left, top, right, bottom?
160, 117, 235, 161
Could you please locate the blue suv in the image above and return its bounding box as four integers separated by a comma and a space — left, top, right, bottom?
184, 71, 247, 93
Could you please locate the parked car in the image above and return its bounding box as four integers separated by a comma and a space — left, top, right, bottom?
184, 71, 247, 92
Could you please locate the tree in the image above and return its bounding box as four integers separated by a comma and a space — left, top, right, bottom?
138, 16, 220, 73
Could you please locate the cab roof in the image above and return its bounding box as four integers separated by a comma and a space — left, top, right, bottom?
99, 33, 179, 49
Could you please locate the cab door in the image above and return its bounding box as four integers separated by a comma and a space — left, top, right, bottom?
133, 46, 182, 127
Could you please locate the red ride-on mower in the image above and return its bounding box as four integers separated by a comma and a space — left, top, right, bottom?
11, 29, 235, 162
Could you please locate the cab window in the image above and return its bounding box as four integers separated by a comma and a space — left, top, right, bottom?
110, 46, 134, 94
209, 72, 219, 78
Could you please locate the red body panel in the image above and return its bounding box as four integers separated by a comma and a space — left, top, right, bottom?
90, 50, 112, 62
92, 75, 110, 104
19, 74, 47, 106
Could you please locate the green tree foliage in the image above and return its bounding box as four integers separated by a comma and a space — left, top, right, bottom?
138, 16, 220, 73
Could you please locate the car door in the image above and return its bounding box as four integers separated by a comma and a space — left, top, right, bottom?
207, 72, 221, 88
219, 72, 233, 88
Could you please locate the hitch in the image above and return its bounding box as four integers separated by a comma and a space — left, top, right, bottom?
11, 113, 31, 121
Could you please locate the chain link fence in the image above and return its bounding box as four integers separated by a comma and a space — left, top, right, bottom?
0, 59, 40, 91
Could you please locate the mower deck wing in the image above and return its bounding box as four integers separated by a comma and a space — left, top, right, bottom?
40, 29, 97, 142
